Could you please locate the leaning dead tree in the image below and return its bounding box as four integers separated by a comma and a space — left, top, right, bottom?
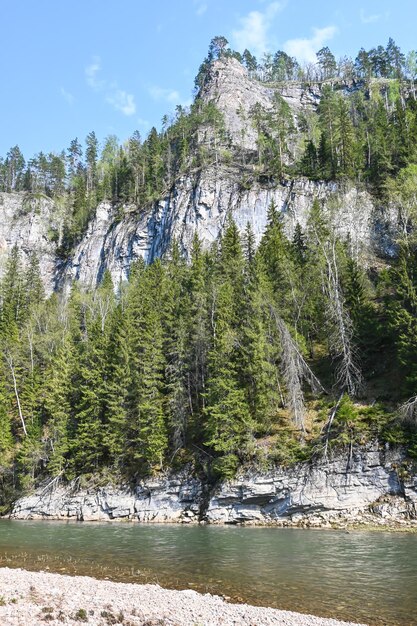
269, 305, 325, 432
5, 351, 27, 437
313, 228, 363, 397
399, 395, 417, 427
322, 392, 344, 460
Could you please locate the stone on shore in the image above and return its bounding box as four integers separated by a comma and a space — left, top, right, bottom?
0, 567, 367, 626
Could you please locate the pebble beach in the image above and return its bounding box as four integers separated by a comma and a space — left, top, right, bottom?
0, 567, 367, 626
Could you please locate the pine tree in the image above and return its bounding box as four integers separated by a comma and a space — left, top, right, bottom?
335, 95, 355, 177
318, 86, 338, 176
85, 131, 99, 194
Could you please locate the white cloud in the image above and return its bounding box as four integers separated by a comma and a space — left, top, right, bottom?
149, 86, 192, 108
85, 56, 103, 89
85, 56, 136, 116
196, 3, 207, 16
231, 1, 285, 58
150, 86, 180, 103
106, 89, 136, 116
60, 87, 75, 105
359, 9, 381, 24
192, 0, 207, 16
283, 26, 338, 64
136, 117, 150, 129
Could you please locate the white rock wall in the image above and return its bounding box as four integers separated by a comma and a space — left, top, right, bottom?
0, 192, 58, 293
10, 445, 417, 526
0, 58, 397, 292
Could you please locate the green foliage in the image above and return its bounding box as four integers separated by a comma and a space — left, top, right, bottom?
42, 338, 73, 476
271, 427, 311, 466
211, 454, 239, 480
73, 608, 88, 622
2, 37, 417, 490
0, 203, 416, 490
327, 395, 395, 448
126, 260, 168, 473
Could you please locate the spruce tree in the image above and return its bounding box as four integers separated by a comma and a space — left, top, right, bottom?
0, 365, 13, 466
71, 313, 107, 473
204, 218, 254, 476
42, 337, 74, 476
163, 240, 190, 457
104, 303, 131, 466
258, 200, 294, 318
240, 224, 280, 430
127, 260, 168, 473
186, 233, 211, 436
389, 243, 417, 396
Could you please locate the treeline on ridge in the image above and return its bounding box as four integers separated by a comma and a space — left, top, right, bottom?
1, 37, 417, 257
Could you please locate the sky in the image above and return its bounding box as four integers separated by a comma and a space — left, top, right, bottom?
1, 0, 416, 158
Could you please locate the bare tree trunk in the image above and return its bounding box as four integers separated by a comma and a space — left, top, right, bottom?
312, 227, 363, 397
399, 395, 417, 427
269, 306, 325, 432
322, 392, 344, 460
6, 352, 27, 436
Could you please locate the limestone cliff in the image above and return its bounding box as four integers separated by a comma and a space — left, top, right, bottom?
0, 192, 59, 293
0, 58, 397, 292
10, 443, 417, 526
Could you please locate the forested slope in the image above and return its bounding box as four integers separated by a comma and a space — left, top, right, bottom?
1, 37, 417, 505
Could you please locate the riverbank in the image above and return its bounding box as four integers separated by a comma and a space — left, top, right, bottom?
0, 567, 366, 626
9, 443, 417, 528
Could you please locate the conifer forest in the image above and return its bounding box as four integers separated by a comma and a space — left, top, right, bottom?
2, 37, 417, 505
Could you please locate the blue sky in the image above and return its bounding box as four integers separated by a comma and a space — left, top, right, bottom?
1, 0, 416, 158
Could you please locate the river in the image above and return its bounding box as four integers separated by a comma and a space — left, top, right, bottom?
0, 520, 415, 625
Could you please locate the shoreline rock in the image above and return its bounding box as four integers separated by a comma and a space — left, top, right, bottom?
9, 443, 417, 528
0, 567, 367, 626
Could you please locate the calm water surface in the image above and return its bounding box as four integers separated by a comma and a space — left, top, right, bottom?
0, 520, 415, 625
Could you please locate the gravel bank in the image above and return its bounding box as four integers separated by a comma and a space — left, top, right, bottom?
0, 567, 367, 626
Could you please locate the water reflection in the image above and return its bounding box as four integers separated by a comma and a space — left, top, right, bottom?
0, 521, 415, 625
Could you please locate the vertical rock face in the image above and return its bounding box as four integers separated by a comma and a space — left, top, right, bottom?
0, 174, 383, 292
198, 57, 321, 152
10, 444, 417, 525
0, 58, 396, 291
11, 473, 204, 523
205, 444, 416, 525
61, 172, 378, 288
0, 192, 58, 292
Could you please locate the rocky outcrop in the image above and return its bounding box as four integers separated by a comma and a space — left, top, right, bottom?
0, 192, 60, 293
198, 57, 320, 152
206, 444, 417, 526
60, 173, 379, 288
0, 174, 383, 293
11, 472, 203, 523
0, 58, 399, 292
10, 444, 417, 527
